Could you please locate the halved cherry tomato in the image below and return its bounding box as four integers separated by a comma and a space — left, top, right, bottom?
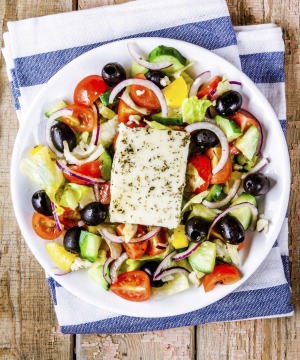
206, 147, 232, 184
74, 75, 107, 107
197, 76, 222, 99
203, 264, 241, 292
63, 160, 101, 185
98, 182, 111, 205
230, 109, 260, 133
117, 224, 147, 259
188, 153, 212, 193
146, 228, 168, 256
58, 207, 81, 230
61, 104, 96, 132
118, 99, 141, 123
32, 212, 63, 240
229, 145, 241, 155
130, 74, 160, 110
110, 270, 151, 302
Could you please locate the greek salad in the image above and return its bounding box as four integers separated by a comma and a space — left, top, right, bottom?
20, 43, 271, 302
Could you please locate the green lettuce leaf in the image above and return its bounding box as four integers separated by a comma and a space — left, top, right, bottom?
152, 273, 190, 299
182, 96, 211, 124
59, 183, 95, 210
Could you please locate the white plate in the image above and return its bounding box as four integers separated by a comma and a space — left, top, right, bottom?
11, 37, 290, 318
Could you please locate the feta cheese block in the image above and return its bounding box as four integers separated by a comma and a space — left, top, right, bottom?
109, 123, 190, 229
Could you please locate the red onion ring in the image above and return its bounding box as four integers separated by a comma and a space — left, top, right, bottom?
56, 160, 106, 185
53, 267, 71, 276
110, 253, 129, 284
241, 158, 269, 179
154, 266, 191, 281
156, 243, 168, 250
203, 180, 241, 209
229, 81, 242, 86
185, 122, 229, 174
51, 201, 62, 232
172, 242, 201, 260
153, 251, 176, 280
127, 42, 172, 70
188, 71, 211, 97
98, 228, 124, 243
99, 227, 161, 244
109, 79, 168, 118
103, 257, 114, 285
208, 202, 258, 239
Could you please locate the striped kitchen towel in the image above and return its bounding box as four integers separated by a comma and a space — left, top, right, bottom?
3, 0, 293, 333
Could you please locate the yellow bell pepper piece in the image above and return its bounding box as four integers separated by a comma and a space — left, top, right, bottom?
162, 76, 188, 108
30, 145, 43, 156
172, 225, 189, 249
46, 242, 77, 271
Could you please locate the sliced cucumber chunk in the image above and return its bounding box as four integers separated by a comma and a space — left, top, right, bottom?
148, 45, 187, 74
151, 113, 183, 126
189, 204, 220, 222
99, 91, 110, 107
79, 230, 101, 263
188, 241, 216, 274
45, 100, 68, 118
215, 115, 242, 142
205, 184, 223, 202
236, 154, 258, 172
99, 150, 112, 180
229, 193, 257, 230
235, 125, 259, 160
88, 264, 109, 290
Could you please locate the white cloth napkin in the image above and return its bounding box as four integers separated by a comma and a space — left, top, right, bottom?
3, 0, 293, 333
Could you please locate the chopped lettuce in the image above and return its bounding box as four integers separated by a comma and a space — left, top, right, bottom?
99, 116, 119, 147
59, 183, 94, 210
20, 146, 64, 214
182, 96, 211, 124
216, 74, 231, 97
123, 252, 166, 272
181, 190, 209, 213
152, 273, 190, 299
213, 239, 239, 266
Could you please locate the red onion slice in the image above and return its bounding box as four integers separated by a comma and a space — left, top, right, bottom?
172, 242, 200, 260
208, 202, 258, 239
51, 201, 62, 232
98, 228, 125, 243
188, 71, 211, 97
53, 267, 71, 276
127, 42, 172, 70
203, 180, 241, 209
109, 79, 168, 117
185, 122, 229, 174
241, 158, 269, 179
56, 160, 106, 185
153, 251, 176, 280
128, 226, 161, 243
100, 226, 161, 244
229, 81, 242, 86
154, 266, 191, 281
103, 257, 114, 285
63, 141, 105, 166
110, 253, 129, 284
156, 243, 168, 250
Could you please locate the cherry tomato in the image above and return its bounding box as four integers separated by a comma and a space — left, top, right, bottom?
130, 74, 160, 110
74, 75, 107, 107
110, 270, 151, 302
61, 104, 96, 132
32, 212, 63, 240
146, 228, 168, 256
197, 76, 222, 99
229, 145, 241, 155
118, 99, 141, 123
188, 153, 212, 193
58, 207, 81, 230
206, 147, 232, 184
63, 160, 101, 185
123, 241, 148, 260
230, 109, 260, 132
98, 183, 111, 205
202, 264, 241, 292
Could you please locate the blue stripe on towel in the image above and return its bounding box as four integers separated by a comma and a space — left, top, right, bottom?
60, 283, 293, 334
13, 17, 236, 87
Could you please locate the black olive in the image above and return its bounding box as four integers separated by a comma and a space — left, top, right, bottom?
216, 90, 242, 117
191, 129, 219, 152
50, 122, 77, 153
102, 62, 126, 87
140, 261, 164, 288
63, 226, 81, 254
218, 215, 245, 244
31, 190, 52, 216
243, 173, 270, 196
145, 70, 166, 89
185, 217, 209, 243
80, 202, 107, 226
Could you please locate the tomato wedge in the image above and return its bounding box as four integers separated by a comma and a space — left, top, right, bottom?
32, 212, 63, 240
203, 264, 241, 292
188, 153, 212, 193
110, 270, 151, 302
230, 109, 260, 133
197, 75, 222, 100
117, 224, 147, 259
130, 74, 160, 110
98, 183, 111, 205
58, 207, 81, 229
206, 147, 232, 184
61, 104, 96, 132
63, 160, 101, 185
74, 75, 107, 107
118, 99, 141, 123
146, 228, 168, 256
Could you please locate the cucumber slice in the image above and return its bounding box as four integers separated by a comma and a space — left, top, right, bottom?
215, 115, 242, 142
188, 241, 216, 274
99, 91, 110, 107
189, 204, 220, 222
151, 113, 183, 126
236, 154, 258, 172
88, 264, 109, 290
235, 125, 259, 160
79, 231, 101, 262
205, 185, 223, 202
229, 193, 257, 230
99, 150, 112, 180
45, 100, 68, 118
148, 45, 187, 74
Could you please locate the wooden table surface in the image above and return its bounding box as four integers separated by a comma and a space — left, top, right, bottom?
0, 0, 299, 359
